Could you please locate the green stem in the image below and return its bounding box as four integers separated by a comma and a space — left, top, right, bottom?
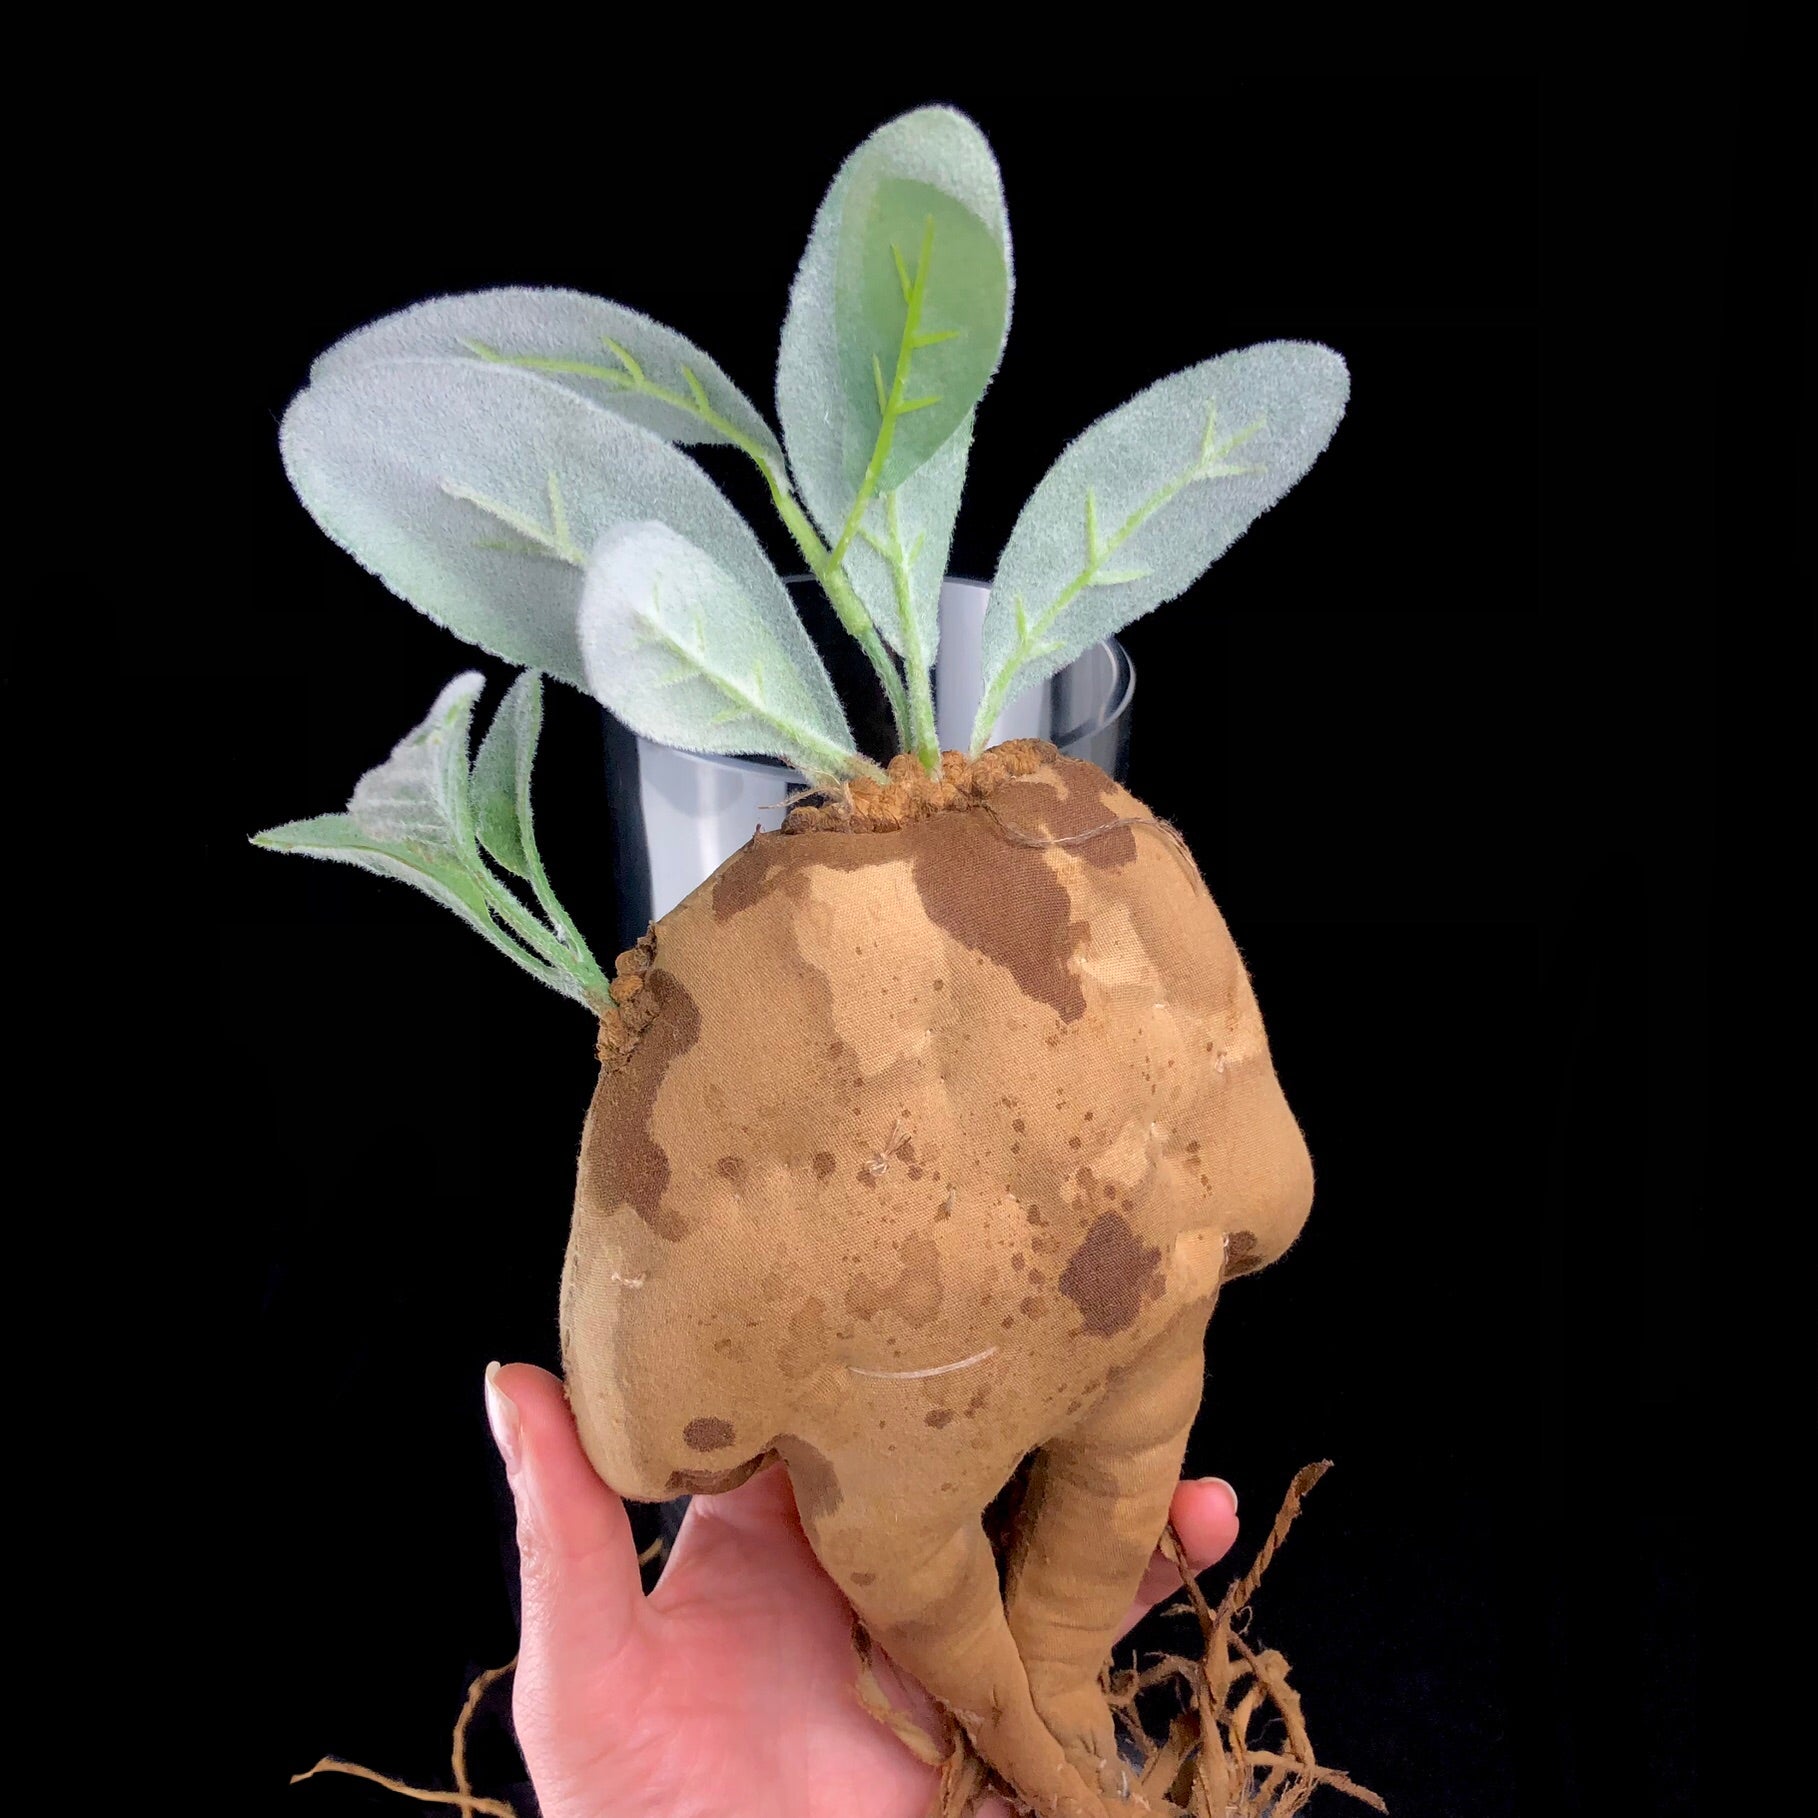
879, 491, 940, 769
472, 865, 608, 993
513, 804, 603, 979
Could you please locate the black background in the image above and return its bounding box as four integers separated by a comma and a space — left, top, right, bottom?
215, 75, 1728, 1818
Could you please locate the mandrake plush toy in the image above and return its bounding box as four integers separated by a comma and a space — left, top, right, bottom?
265, 107, 1351, 1818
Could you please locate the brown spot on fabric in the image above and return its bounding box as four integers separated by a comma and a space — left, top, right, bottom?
856, 1164, 877, 1189
775, 1434, 842, 1521
1013, 1118, 1026, 1134
1011, 1253, 1025, 1272
851, 1570, 877, 1586
576, 969, 701, 1242
1059, 1212, 1165, 1337
813, 1151, 836, 1179
844, 1234, 943, 1326
1020, 1296, 1041, 1317
924, 1407, 954, 1429
710, 839, 783, 920
684, 1417, 736, 1452
903, 810, 1086, 1022
715, 1156, 746, 1185
1223, 1229, 1263, 1279
1027, 1268, 1046, 1287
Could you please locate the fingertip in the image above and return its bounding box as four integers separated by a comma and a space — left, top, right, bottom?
1169, 1476, 1242, 1571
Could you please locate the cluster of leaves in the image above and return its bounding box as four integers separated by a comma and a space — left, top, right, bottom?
262, 105, 1348, 1001
256, 673, 612, 1009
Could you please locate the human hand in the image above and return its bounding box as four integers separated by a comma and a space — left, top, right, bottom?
486, 1361, 1241, 1818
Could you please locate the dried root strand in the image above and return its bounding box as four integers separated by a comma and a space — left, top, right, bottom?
1140, 1461, 1384, 1818
290, 1658, 519, 1818
290, 1759, 518, 1815
850, 1621, 950, 1767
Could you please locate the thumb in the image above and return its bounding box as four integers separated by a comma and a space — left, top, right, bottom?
485, 1363, 646, 1716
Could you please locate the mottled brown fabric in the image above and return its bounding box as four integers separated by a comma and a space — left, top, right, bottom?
560, 748, 1313, 1818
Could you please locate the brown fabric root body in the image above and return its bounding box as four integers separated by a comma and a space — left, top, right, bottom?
565, 745, 1317, 1818
891, 1463, 1384, 1816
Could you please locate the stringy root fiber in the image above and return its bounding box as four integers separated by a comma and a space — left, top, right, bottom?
289, 1468, 1380, 1818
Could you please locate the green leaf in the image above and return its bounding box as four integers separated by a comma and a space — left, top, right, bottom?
469, 670, 540, 879
254, 810, 493, 925
280, 357, 797, 691
834, 176, 1008, 497
777, 108, 1011, 676
345, 670, 484, 857
309, 287, 783, 464
579, 521, 871, 784
972, 342, 1351, 752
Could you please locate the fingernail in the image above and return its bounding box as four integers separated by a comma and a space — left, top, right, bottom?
484, 1361, 521, 1474
1198, 1475, 1239, 1516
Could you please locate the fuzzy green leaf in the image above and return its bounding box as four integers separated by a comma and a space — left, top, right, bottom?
777, 108, 1011, 674
579, 521, 870, 784
469, 670, 540, 878
280, 358, 793, 690
255, 810, 492, 916
346, 670, 484, 856
835, 177, 1008, 496
972, 342, 1350, 752
308, 287, 784, 465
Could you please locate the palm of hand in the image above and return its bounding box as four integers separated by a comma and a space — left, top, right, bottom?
491, 1362, 1238, 1818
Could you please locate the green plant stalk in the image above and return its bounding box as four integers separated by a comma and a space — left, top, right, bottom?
469, 861, 611, 1001
866, 489, 940, 768
518, 822, 603, 979
465, 340, 911, 754
970, 412, 1264, 753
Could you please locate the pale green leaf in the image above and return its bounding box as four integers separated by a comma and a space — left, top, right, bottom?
579, 521, 868, 784
973, 342, 1350, 752
308, 287, 783, 465
469, 670, 540, 878
777, 108, 1011, 672
280, 358, 791, 689
834, 177, 1008, 496
346, 670, 484, 855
